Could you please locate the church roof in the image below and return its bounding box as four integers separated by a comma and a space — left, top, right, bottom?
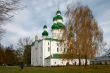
31, 41, 36, 46
43, 25, 47, 29
91, 56, 110, 61
56, 10, 61, 14
51, 22, 65, 30
53, 15, 63, 21
31, 38, 64, 46
52, 10, 65, 30
45, 54, 63, 59
44, 38, 64, 41
42, 30, 48, 36
51, 23, 59, 29
57, 22, 65, 29
31, 40, 42, 46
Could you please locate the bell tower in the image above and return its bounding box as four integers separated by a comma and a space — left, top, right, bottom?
51, 10, 65, 40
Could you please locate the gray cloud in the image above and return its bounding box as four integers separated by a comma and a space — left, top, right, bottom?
1, 0, 110, 48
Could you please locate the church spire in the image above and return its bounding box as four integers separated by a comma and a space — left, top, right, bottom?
52, 9, 65, 30
42, 25, 48, 38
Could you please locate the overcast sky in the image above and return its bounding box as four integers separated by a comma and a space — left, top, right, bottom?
1, 0, 110, 49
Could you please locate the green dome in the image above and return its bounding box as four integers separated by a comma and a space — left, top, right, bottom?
43, 25, 47, 29
53, 15, 63, 21
56, 15, 63, 20
56, 10, 61, 14
57, 22, 65, 29
42, 30, 48, 36
51, 23, 59, 29
51, 23, 65, 30
53, 16, 57, 21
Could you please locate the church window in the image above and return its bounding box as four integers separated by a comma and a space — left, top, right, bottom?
57, 43, 59, 46
48, 42, 49, 45
54, 62, 56, 64
62, 62, 63, 64
57, 48, 59, 52
48, 47, 50, 51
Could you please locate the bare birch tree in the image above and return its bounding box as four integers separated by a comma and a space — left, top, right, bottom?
63, 4, 104, 66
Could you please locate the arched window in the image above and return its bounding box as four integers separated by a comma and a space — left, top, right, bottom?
57, 48, 59, 52
48, 47, 50, 51
48, 42, 49, 45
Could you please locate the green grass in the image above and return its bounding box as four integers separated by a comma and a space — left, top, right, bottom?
0, 65, 110, 73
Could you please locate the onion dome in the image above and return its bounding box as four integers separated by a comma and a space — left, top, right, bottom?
57, 22, 65, 29
56, 15, 63, 20
53, 10, 63, 21
56, 10, 61, 15
51, 23, 59, 29
43, 25, 47, 29
53, 16, 57, 21
53, 15, 63, 21
42, 30, 48, 36
42, 25, 48, 36
51, 23, 65, 30
52, 10, 65, 30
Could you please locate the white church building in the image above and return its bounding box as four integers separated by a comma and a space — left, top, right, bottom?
31, 10, 90, 66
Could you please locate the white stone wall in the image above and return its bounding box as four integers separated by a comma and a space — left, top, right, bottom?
43, 40, 64, 58
52, 29, 64, 40
44, 59, 50, 66
31, 39, 90, 66
43, 40, 64, 66
31, 41, 43, 66
44, 59, 90, 66
43, 40, 51, 59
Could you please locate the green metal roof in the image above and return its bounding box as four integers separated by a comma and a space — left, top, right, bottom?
31, 41, 36, 46
42, 30, 48, 36
57, 22, 65, 29
53, 16, 57, 21
51, 23, 59, 29
56, 15, 63, 20
51, 22, 65, 30
45, 54, 63, 59
44, 38, 64, 41
43, 25, 47, 29
53, 15, 63, 21
56, 10, 61, 15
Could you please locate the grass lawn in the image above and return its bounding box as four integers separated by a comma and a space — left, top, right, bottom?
0, 65, 110, 73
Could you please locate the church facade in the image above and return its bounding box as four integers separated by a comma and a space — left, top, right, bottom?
31, 10, 90, 66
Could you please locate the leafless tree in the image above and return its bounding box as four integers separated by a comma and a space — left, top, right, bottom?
0, 0, 21, 40
17, 37, 32, 63
63, 3, 104, 66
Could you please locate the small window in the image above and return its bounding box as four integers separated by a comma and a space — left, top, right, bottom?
48, 42, 49, 45
54, 62, 56, 64
62, 62, 63, 64
48, 47, 50, 51
57, 48, 59, 52
57, 43, 59, 46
